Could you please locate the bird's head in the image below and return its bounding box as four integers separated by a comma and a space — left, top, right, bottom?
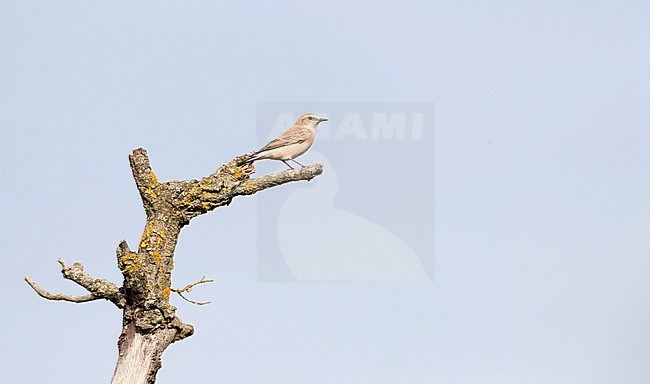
298, 113, 328, 128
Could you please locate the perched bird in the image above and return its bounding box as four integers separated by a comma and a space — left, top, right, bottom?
243, 113, 328, 169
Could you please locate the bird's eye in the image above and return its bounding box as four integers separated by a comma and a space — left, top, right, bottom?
308, 116, 313, 120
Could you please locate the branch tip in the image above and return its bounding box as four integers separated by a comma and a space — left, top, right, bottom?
171, 277, 214, 306
25, 275, 99, 303
27, 258, 125, 307
117, 240, 132, 255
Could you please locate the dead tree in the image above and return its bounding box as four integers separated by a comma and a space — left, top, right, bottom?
25, 148, 323, 383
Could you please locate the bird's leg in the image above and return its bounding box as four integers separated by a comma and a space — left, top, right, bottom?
291, 159, 306, 168
282, 160, 295, 170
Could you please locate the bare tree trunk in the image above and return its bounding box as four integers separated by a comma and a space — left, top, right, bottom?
25, 148, 323, 383
111, 325, 176, 384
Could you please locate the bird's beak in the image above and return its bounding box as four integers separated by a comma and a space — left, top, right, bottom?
319, 117, 329, 122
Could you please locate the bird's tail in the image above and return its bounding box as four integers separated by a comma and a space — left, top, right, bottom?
237, 151, 261, 166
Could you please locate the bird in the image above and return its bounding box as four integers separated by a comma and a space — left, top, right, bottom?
242, 113, 328, 169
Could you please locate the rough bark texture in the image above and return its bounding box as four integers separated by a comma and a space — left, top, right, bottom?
25, 148, 323, 384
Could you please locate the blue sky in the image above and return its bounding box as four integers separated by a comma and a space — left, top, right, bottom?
1, 1, 649, 383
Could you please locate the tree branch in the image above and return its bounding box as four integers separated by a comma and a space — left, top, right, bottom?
175, 153, 323, 221
25, 259, 126, 308
171, 277, 214, 306
25, 276, 99, 303
233, 163, 323, 196
129, 148, 159, 216
58, 258, 126, 308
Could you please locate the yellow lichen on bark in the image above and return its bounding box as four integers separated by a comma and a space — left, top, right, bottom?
181, 184, 202, 206
149, 170, 158, 185
200, 191, 221, 206
120, 252, 141, 275
135, 170, 159, 200
232, 166, 245, 180
152, 251, 162, 265
243, 183, 260, 194
145, 187, 157, 200
139, 222, 167, 251
139, 222, 155, 250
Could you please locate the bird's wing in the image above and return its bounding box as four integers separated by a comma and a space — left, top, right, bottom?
257, 128, 311, 153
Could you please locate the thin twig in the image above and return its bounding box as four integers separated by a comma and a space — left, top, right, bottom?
171, 276, 214, 305
24, 276, 99, 303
